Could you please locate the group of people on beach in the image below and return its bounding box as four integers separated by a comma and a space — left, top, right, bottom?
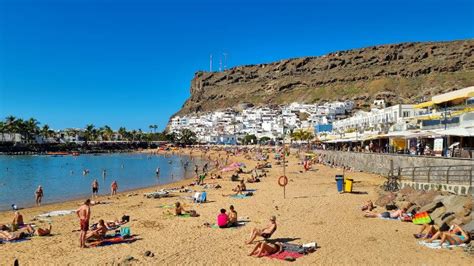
0, 211, 52, 242
362, 199, 471, 247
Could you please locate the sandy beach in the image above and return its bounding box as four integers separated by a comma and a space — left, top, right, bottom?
1, 148, 472, 265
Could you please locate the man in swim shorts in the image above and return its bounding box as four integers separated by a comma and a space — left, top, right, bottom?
76, 199, 91, 248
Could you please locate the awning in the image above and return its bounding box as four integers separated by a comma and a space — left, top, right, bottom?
414, 101, 434, 109
432, 86, 474, 104
433, 127, 474, 137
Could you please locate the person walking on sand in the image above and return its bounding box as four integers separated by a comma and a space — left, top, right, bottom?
92, 179, 99, 197
76, 199, 91, 248
110, 181, 118, 196
35, 185, 44, 206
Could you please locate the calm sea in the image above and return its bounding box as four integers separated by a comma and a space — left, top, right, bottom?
0, 153, 203, 211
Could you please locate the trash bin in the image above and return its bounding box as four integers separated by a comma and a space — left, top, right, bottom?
335, 175, 344, 192
344, 178, 354, 193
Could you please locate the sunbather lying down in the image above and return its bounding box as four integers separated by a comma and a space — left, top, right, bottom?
248, 241, 317, 257
248, 242, 282, 257
364, 208, 406, 219
0, 224, 52, 241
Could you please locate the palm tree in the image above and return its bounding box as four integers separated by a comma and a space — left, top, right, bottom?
118, 127, 128, 141
84, 124, 96, 142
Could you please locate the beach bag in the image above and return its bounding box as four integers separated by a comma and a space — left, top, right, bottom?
120, 226, 131, 238
121, 215, 130, 223
412, 212, 432, 225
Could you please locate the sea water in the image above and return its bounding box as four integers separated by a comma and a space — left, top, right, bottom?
0, 153, 204, 211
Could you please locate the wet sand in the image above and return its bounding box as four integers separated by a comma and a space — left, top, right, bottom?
1, 148, 472, 265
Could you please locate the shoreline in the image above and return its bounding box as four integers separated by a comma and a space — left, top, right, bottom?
0, 148, 213, 213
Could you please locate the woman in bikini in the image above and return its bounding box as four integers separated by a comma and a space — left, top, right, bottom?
248, 242, 282, 257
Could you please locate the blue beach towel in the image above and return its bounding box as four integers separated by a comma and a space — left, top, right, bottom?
230, 194, 251, 199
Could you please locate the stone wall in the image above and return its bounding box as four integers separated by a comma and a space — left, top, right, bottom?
316, 150, 473, 195
315, 150, 473, 176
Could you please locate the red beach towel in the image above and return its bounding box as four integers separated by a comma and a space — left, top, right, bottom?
267, 251, 304, 261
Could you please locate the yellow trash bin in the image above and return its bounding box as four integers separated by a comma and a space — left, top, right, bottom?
344, 178, 354, 193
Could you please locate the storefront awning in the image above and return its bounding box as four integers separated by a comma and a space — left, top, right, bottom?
432, 86, 474, 104
433, 127, 474, 137
414, 101, 434, 109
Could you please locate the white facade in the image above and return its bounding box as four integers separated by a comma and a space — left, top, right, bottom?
169, 100, 355, 143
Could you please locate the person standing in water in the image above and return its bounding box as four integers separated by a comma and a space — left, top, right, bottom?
102, 169, 107, 180
92, 179, 99, 197
110, 181, 118, 196
35, 185, 44, 206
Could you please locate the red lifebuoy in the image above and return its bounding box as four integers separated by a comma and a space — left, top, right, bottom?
278, 175, 288, 187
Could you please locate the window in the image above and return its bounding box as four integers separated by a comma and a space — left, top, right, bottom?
403, 111, 410, 118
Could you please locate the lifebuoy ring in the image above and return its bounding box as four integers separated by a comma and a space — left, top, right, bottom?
278, 175, 288, 187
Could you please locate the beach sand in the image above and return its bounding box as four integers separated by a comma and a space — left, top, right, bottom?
1, 148, 472, 265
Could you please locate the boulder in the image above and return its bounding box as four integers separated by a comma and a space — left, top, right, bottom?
375, 192, 396, 207
430, 206, 447, 226
442, 195, 472, 214
462, 220, 474, 234
419, 201, 443, 213
413, 191, 440, 207
399, 186, 416, 197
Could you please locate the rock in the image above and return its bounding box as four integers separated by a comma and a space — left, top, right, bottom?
375, 192, 396, 207
419, 201, 443, 213
462, 220, 474, 233
442, 195, 472, 214
144, 251, 151, 257
430, 206, 447, 226
413, 191, 440, 207
399, 186, 416, 197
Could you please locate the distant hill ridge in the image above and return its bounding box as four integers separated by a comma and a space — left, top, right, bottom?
174, 39, 474, 117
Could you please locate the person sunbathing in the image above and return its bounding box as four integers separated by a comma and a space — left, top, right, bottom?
414, 223, 437, 239
360, 200, 375, 211
246, 216, 277, 244
248, 241, 282, 257
247, 176, 260, 183
174, 202, 198, 217
12, 211, 24, 228
425, 224, 470, 245
0, 230, 24, 241
364, 208, 406, 219
86, 220, 107, 241
232, 180, 246, 194
20, 224, 52, 237
228, 205, 238, 227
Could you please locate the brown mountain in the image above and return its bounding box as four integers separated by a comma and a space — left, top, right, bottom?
175, 40, 474, 116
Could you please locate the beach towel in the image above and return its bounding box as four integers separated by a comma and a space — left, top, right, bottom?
209, 222, 245, 229
157, 204, 174, 209
230, 194, 252, 199
418, 240, 467, 249
267, 251, 304, 261
0, 238, 30, 244
89, 236, 137, 247
412, 212, 432, 225
37, 210, 75, 218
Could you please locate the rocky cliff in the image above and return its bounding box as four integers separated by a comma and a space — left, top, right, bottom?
175, 40, 474, 116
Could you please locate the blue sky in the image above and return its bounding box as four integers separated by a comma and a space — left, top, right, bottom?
0, 0, 473, 131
